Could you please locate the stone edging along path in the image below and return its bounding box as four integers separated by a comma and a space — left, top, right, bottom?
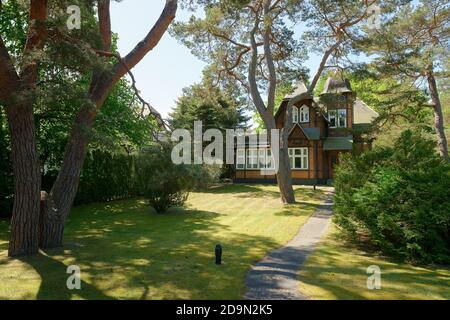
245, 188, 334, 300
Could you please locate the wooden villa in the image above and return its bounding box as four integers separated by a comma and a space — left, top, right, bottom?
234, 77, 379, 185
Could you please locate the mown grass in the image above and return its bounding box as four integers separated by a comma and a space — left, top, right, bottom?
0, 184, 323, 300
298, 224, 450, 300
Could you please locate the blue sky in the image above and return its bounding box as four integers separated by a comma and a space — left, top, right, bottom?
110, 1, 367, 118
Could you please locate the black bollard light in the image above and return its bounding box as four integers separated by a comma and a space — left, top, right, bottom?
215, 244, 222, 265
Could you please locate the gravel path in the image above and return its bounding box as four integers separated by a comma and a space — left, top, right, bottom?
245, 188, 334, 300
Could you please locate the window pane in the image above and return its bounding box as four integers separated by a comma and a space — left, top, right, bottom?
292, 106, 298, 123
258, 149, 265, 168
295, 157, 302, 169
329, 110, 337, 127
300, 106, 309, 123
338, 109, 347, 127
295, 149, 301, 155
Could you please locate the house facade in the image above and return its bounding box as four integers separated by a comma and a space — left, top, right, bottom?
234, 77, 379, 185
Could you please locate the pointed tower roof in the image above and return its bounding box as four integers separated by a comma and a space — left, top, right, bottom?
321, 77, 352, 95
284, 81, 308, 99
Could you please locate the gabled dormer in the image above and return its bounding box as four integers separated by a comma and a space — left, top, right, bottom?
319, 77, 354, 136
275, 81, 326, 131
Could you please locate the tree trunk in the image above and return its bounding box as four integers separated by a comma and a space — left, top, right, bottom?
277, 124, 295, 204
39, 103, 95, 248
39, 0, 177, 248
277, 147, 295, 203
39, 76, 112, 248
265, 118, 295, 204
5, 101, 41, 256
426, 71, 449, 161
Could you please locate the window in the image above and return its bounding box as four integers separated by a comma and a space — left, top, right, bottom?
292, 106, 299, 124
328, 109, 347, 128
265, 149, 273, 169
288, 148, 308, 170
242, 148, 274, 170
258, 149, 266, 168
260, 149, 274, 169
328, 110, 337, 128
236, 149, 245, 169
338, 109, 347, 128
246, 149, 258, 169
338, 95, 347, 107
299, 105, 309, 123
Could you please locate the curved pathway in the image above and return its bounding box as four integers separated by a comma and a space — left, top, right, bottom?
245, 188, 334, 300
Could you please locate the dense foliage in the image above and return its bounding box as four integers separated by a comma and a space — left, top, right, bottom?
42, 146, 222, 213
136, 145, 194, 213
137, 150, 221, 213
334, 130, 450, 264
169, 82, 247, 131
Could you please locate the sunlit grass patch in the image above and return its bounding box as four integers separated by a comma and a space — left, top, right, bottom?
0, 184, 323, 300
299, 224, 450, 300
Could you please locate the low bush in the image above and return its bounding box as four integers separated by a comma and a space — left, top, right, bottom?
334, 130, 450, 264
136, 144, 192, 213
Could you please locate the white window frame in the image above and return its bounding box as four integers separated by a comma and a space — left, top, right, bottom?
292, 106, 299, 124
241, 148, 275, 170
328, 110, 337, 128
299, 105, 309, 123
288, 147, 308, 170
338, 109, 347, 128
261, 148, 274, 170
236, 149, 245, 169
246, 148, 259, 169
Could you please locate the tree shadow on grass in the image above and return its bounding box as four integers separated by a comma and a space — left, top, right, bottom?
0, 199, 283, 300
297, 233, 450, 300
17, 252, 115, 300
202, 184, 324, 202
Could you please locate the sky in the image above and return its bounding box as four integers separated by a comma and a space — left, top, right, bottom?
109, 1, 367, 118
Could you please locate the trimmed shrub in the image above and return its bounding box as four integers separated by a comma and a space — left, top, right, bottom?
334, 130, 450, 264
136, 144, 192, 213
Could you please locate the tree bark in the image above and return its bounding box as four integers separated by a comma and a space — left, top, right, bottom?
39, 0, 178, 249
40, 77, 112, 248
426, 71, 449, 161
277, 127, 295, 203
248, 9, 295, 204
5, 100, 41, 256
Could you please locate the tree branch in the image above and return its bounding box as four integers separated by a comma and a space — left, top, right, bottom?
0, 37, 20, 102
20, 0, 48, 84
248, 11, 271, 125
98, 0, 112, 51
264, 0, 276, 114
112, 0, 178, 82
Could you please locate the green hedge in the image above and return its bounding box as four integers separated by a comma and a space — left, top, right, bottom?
74, 150, 138, 205
333, 130, 450, 264
1, 140, 222, 217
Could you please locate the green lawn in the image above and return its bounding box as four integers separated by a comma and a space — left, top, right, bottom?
298, 224, 450, 300
0, 184, 323, 300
